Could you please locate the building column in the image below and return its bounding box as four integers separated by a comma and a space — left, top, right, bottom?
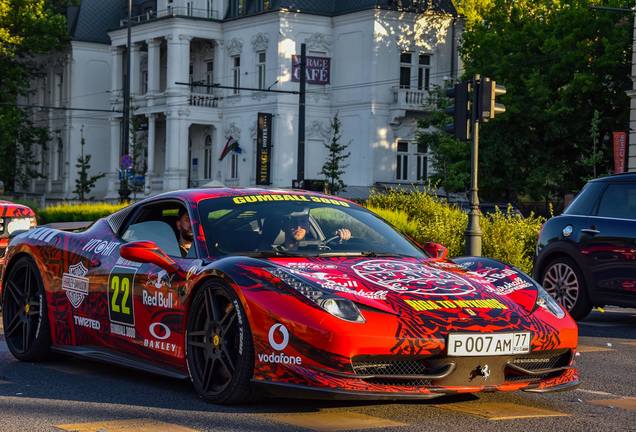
130, 43, 142, 96
111, 46, 123, 101
107, 118, 121, 199
146, 38, 161, 96
215, 40, 225, 88
166, 33, 192, 96
145, 114, 156, 195
164, 110, 189, 191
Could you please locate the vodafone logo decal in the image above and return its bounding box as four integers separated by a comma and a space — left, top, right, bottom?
258, 323, 302, 365
268, 323, 289, 351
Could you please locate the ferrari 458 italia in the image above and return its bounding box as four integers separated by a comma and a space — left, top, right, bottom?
1, 189, 578, 403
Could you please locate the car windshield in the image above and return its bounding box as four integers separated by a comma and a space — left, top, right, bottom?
198, 194, 426, 258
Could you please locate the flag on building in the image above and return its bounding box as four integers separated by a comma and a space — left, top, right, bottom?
219, 136, 241, 161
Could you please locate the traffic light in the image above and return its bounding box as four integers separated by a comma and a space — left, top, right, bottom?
445, 81, 470, 141
479, 78, 506, 122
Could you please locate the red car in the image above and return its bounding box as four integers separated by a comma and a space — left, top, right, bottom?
1, 189, 578, 403
0, 200, 36, 272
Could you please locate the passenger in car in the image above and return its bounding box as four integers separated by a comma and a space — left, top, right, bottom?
176, 208, 194, 257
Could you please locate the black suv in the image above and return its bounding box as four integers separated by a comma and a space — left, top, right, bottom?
533, 173, 636, 320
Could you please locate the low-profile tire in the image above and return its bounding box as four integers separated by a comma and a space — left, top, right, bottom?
2, 256, 51, 361
541, 256, 592, 320
186, 279, 255, 404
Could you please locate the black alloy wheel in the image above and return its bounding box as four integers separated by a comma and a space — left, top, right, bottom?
2, 256, 51, 361
541, 256, 592, 320
186, 280, 254, 404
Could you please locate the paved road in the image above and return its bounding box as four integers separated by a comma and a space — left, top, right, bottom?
0, 308, 634, 432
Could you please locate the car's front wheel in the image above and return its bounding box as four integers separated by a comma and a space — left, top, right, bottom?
186, 280, 254, 404
2, 256, 51, 361
541, 257, 591, 320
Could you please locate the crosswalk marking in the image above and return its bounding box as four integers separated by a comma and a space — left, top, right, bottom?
266, 412, 405, 431
432, 401, 568, 420
55, 418, 198, 432
589, 397, 636, 411
577, 344, 614, 353
619, 341, 636, 347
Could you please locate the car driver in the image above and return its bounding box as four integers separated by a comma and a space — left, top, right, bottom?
282, 211, 351, 251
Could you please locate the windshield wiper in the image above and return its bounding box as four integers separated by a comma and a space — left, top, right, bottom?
231, 250, 309, 258
317, 251, 416, 258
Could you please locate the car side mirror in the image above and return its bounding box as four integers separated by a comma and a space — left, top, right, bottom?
423, 242, 448, 260
120, 240, 185, 278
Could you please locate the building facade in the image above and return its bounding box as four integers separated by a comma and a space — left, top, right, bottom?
25, 0, 460, 200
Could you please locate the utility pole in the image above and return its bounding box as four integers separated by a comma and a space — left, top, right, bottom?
464, 75, 482, 256
296, 43, 307, 188
119, 0, 132, 202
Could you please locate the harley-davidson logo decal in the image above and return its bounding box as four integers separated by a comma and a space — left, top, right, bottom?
351, 260, 477, 297
62, 262, 89, 308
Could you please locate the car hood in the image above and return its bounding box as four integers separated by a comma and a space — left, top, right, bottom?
0, 201, 35, 218
262, 256, 540, 321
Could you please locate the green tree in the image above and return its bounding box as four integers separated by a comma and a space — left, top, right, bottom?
452, 0, 496, 29
0, 0, 72, 192
321, 114, 351, 195
458, 0, 632, 204
417, 85, 470, 194
74, 127, 105, 201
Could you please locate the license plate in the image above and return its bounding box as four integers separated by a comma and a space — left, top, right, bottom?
447, 332, 531, 357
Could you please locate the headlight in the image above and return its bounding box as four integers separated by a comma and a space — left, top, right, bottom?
535, 286, 566, 319
267, 268, 365, 323
6, 217, 34, 235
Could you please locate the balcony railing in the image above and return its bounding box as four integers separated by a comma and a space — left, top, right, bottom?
189, 92, 219, 108
393, 87, 431, 109
120, 7, 220, 26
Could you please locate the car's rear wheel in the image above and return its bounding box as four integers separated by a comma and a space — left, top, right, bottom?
541, 257, 591, 320
2, 256, 51, 361
186, 280, 254, 404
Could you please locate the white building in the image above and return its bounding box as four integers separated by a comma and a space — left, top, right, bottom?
26, 0, 461, 199
19, 1, 121, 199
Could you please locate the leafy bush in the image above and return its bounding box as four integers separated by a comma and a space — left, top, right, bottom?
39, 202, 128, 224
366, 190, 544, 274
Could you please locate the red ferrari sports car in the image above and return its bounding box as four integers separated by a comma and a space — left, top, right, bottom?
0, 200, 36, 272
0, 189, 578, 403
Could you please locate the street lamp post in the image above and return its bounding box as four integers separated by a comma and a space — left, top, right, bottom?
119, 0, 132, 202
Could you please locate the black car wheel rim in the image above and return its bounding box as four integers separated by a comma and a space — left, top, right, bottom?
187, 286, 239, 396
543, 263, 579, 311
3, 262, 42, 354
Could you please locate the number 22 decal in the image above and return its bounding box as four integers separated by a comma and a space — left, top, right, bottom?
110, 275, 131, 314
108, 265, 137, 326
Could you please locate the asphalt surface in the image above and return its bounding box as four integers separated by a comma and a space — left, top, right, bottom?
0, 308, 634, 432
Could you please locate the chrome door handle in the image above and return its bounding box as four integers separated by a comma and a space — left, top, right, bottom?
581, 228, 600, 235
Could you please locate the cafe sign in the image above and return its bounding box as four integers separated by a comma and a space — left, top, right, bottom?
292, 55, 331, 85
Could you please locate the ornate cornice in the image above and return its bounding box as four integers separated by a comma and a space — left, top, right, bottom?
225, 123, 241, 141
305, 33, 331, 53
251, 33, 270, 52
225, 38, 243, 56
308, 120, 331, 141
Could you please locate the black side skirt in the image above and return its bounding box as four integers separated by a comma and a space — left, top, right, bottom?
52, 345, 189, 380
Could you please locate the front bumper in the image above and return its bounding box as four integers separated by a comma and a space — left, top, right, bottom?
253, 351, 579, 399
254, 367, 580, 400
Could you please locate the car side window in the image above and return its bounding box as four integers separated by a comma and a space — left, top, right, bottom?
564, 182, 604, 215
597, 183, 636, 220
121, 202, 196, 258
